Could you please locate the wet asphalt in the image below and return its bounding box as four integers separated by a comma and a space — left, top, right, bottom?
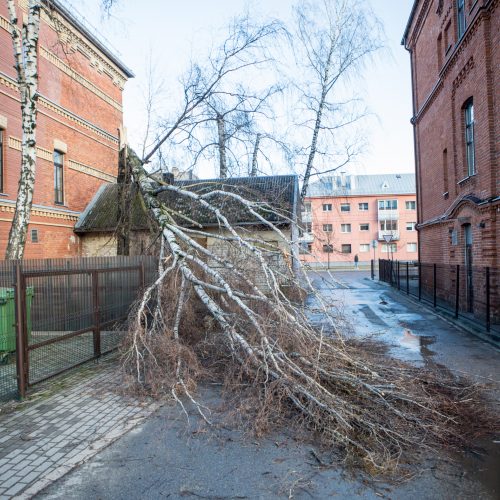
37, 272, 500, 500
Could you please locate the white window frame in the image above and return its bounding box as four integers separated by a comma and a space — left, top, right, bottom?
340, 223, 351, 233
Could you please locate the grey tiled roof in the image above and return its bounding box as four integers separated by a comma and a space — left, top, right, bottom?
306, 173, 416, 198
75, 175, 299, 233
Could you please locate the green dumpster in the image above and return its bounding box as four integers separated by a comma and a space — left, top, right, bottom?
0, 287, 34, 352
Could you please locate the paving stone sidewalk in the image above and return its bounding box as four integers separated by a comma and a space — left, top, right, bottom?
0, 358, 160, 499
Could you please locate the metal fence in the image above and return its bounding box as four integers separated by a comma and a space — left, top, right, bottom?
0, 256, 158, 401
377, 259, 499, 339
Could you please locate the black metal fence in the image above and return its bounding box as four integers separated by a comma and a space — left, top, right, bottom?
0, 256, 158, 401
377, 259, 499, 338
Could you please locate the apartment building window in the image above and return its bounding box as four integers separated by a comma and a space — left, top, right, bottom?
407, 242, 417, 252
299, 242, 313, 254
54, 150, 64, 205
359, 244, 370, 253
341, 244, 351, 254
322, 203, 332, 212
304, 222, 312, 233
457, 0, 466, 38
405, 200, 416, 210
380, 220, 398, 231
323, 224, 333, 233
341, 223, 351, 233
340, 203, 350, 212
31, 228, 39, 243
382, 243, 397, 253
358, 202, 368, 211
323, 244, 333, 253
378, 199, 397, 210
359, 223, 369, 231
464, 99, 476, 176
406, 222, 416, 231
0, 129, 3, 192
303, 202, 311, 213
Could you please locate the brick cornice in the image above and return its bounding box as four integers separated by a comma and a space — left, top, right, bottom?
0, 200, 79, 221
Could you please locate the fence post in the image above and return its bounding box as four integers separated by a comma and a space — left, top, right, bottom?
139, 262, 145, 290
486, 267, 490, 332
433, 263, 437, 308
455, 264, 460, 319
14, 263, 28, 398
92, 271, 101, 358
397, 261, 401, 290
406, 262, 409, 295
371, 260, 374, 280
418, 262, 421, 301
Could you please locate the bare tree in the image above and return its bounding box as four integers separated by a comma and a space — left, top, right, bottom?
4, 0, 41, 259
293, 0, 382, 199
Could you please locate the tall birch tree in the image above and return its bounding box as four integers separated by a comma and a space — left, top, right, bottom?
5, 0, 41, 259
295, 0, 381, 199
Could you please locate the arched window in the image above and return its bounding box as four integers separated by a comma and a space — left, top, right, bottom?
464, 99, 475, 176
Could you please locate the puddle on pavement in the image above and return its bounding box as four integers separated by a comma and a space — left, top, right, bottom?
399, 329, 436, 357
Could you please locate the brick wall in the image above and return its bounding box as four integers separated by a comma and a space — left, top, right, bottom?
0, 0, 130, 259
405, 0, 499, 268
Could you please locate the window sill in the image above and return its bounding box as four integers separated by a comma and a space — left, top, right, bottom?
0, 193, 8, 197
457, 173, 477, 185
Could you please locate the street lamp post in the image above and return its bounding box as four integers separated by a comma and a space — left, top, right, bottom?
383, 233, 394, 284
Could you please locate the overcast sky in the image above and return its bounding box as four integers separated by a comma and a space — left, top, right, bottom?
72, 0, 415, 177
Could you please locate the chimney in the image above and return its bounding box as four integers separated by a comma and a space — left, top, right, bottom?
162, 172, 174, 184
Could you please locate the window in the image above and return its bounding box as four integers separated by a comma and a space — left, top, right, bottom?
464, 99, 475, 175
359, 244, 370, 253
451, 229, 458, 246
0, 129, 3, 192
443, 148, 449, 194
340, 224, 351, 233
340, 203, 350, 212
407, 243, 417, 252
406, 222, 416, 231
358, 202, 368, 211
322, 203, 332, 212
323, 224, 333, 233
304, 222, 312, 233
378, 199, 398, 210
381, 243, 397, 253
323, 244, 333, 253
303, 202, 311, 213
359, 223, 369, 231
31, 229, 39, 243
341, 244, 351, 254
405, 200, 416, 210
380, 220, 398, 231
54, 150, 64, 204
457, 0, 466, 38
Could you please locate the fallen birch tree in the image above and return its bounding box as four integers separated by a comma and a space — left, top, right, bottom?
119, 159, 494, 474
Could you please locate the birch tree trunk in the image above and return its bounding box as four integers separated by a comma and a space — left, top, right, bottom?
216, 113, 227, 178
5, 0, 41, 259
250, 133, 261, 177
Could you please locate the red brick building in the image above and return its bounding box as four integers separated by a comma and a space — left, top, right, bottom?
403, 0, 499, 268
0, 0, 133, 258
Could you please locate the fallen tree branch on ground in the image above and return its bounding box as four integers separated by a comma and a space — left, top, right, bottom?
120, 163, 496, 476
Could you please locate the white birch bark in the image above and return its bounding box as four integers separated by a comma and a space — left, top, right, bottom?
5, 0, 42, 259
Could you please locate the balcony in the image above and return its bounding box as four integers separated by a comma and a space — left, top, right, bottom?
301, 211, 312, 223
377, 209, 399, 220
378, 230, 400, 241
299, 232, 314, 243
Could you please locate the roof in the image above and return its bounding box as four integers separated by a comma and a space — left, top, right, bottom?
305, 173, 416, 198
48, 0, 134, 78
402, 0, 419, 46
75, 174, 299, 233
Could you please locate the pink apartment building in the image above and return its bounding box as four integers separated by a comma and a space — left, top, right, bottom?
300, 174, 418, 268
